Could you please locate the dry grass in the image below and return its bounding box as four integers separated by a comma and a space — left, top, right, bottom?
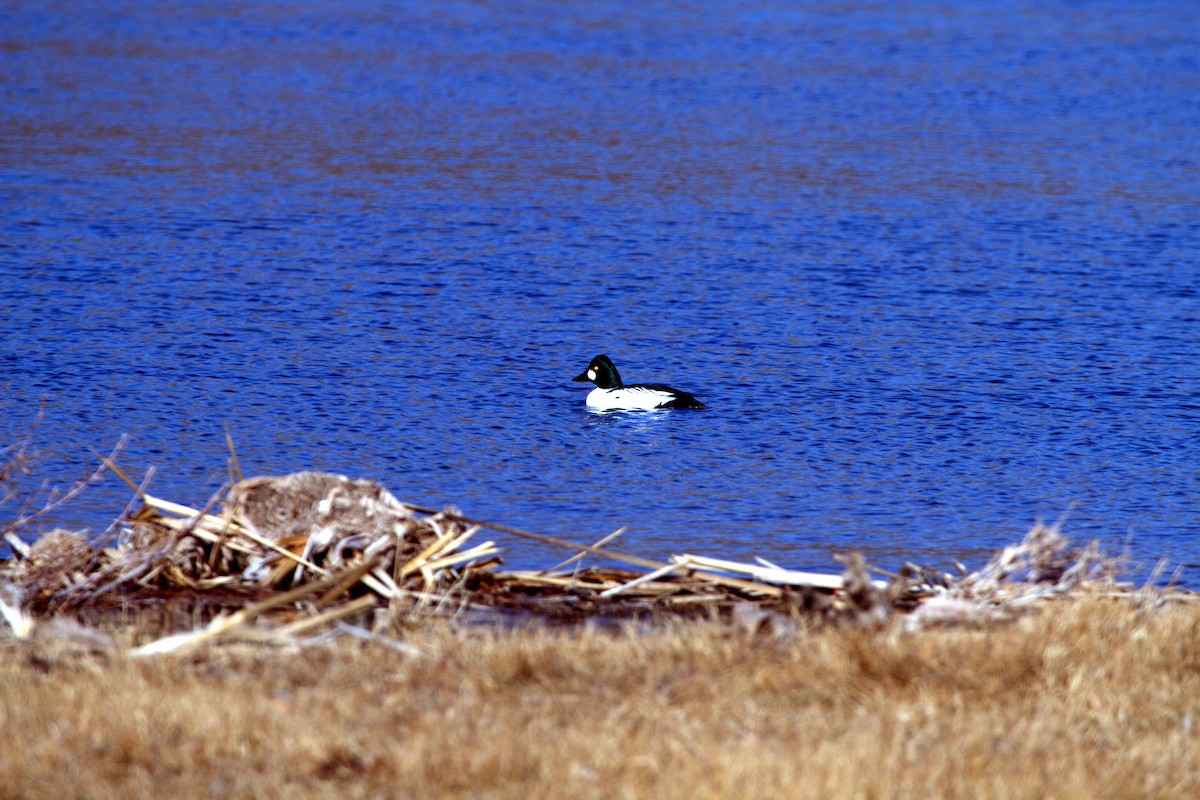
3, 594, 1198, 800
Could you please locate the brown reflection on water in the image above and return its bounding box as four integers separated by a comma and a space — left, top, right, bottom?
3, 1, 1193, 211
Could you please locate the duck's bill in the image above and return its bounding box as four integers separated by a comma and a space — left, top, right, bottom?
572, 370, 591, 382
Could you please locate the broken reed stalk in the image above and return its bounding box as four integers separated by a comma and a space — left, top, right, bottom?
148, 511, 257, 557
3, 532, 30, 560
92, 445, 144, 503
399, 525, 470, 580
175, 485, 229, 549
422, 541, 498, 574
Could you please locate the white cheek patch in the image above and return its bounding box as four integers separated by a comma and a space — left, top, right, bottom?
587, 369, 596, 380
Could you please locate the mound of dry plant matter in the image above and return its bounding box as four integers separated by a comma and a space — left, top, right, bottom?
0, 469, 1186, 653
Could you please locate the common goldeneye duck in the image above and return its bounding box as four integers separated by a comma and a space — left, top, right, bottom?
572, 354, 706, 411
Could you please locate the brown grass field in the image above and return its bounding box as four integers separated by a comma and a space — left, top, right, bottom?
2, 593, 1198, 800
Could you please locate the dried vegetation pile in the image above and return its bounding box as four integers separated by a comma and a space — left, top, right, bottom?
3, 443, 1198, 798
2, 452, 1179, 654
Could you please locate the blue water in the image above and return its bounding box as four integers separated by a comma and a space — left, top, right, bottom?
3, 1, 1199, 581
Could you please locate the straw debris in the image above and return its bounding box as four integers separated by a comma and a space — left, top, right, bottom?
0, 467, 1183, 653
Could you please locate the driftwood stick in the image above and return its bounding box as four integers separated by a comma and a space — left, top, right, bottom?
676, 564, 785, 598
177, 485, 230, 544
362, 569, 399, 600
140, 496, 227, 529
494, 571, 624, 590
3, 532, 30, 560
421, 527, 482, 569
150, 516, 257, 556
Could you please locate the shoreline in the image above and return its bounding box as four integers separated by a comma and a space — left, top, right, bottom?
2, 467, 1196, 797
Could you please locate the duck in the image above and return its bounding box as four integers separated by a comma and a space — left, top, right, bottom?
572, 354, 706, 411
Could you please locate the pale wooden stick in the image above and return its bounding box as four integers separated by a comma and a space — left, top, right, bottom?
362, 569, 399, 600
668, 558, 785, 598
437, 525, 482, 555
274, 596, 377, 637
195, 576, 238, 590
679, 554, 860, 590
421, 541, 498, 573
3, 533, 30, 559
140, 494, 215, 521
665, 594, 731, 606
599, 560, 691, 598
544, 527, 628, 573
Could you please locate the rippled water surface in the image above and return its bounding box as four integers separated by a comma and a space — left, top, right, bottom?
3, 0, 1199, 580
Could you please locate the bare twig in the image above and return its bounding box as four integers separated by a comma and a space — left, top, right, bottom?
99, 465, 156, 546
3, 436, 128, 535
545, 526, 628, 573
224, 424, 244, 485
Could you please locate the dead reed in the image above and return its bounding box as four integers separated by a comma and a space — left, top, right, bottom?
1, 469, 942, 648
0, 463, 1179, 649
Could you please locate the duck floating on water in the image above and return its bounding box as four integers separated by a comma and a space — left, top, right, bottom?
572, 354, 706, 411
